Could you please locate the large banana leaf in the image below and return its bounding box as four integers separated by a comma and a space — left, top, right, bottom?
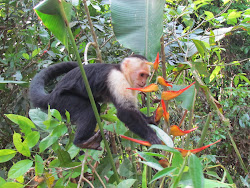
111, 0, 164, 61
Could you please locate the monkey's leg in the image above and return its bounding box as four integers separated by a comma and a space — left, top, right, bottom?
72, 101, 103, 150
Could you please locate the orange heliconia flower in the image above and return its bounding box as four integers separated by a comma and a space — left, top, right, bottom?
120, 135, 221, 157
158, 159, 169, 168
153, 52, 160, 70
161, 99, 169, 122
155, 106, 164, 122
161, 82, 195, 101
175, 139, 221, 157
120, 135, 152, 146
145, 62, 153, 66
170, 125, 198, 136
127, 83, 159, 92
157, 76, 172, 88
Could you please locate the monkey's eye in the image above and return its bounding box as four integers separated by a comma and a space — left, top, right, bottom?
140, 73, 145, 77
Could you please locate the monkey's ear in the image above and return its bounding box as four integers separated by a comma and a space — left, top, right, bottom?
122, 59, 130, 68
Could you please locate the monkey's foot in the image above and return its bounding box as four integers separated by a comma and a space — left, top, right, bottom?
76, 130, 104, 151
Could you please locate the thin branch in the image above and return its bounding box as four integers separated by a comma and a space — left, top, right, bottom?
100, 35, 114, 48
81, 176, 95, 188
77, 150, 88, 188
83, 42, 95, 64
207, 58, 250, 67
87, 160, 107, 188
82, 0, 102, 63
178, 109, 188, 127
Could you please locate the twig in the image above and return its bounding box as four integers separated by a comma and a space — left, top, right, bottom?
82, 0, 102, 63
178, 109, 188, 127
83, 42, 95, 64
81, 176, 95, 188
87, 160, 107, 188
207, 58, 249, 67
100, 35, 114, 48
77, 150, 88, 188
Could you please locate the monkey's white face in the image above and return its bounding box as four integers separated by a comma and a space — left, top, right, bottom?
131, 69, 149, 88
121, 57, 151, 88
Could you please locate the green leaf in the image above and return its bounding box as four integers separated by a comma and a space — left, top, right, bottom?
205, 171, 221, 180
22, 53, 30, 60
0, 182, 24, 188
5, 114, 36, 135
221, 0, 230, 4
56, 148, 72, 166
204, 11, 214, 20
0, 149, 16, 163
0, 176, 6, 186
141, 161, 163, 171
34, 0, 72, 49
227, 11, 241, 25
24, 131, 40, 148
29, 109, 48, 131
13, 133, 31, 157
35, 155, 44, 176
8, 159, 33, 179
65, 111, 70, 123
39, 123, 67, 152
192, 39, 207, 58
173, 83, 196, 111
67, 144, 80, 159
137, 152, 163, 171
149, 145, 179, 154
31, 48, 41, 58
118, 158, 134, 178
150, 167, 177, 183
117, 179, 136, 188
39, 135, 58, 153
192, 61, 209, 76
51, 123, 67, 137
209, 66, 222, 83
51, 109, 62, 121
189, 154, 204, 188
111, 0, 164, 61
149, 124, 174, 147
204, 179, 232, 188
101, 114, 118, 122
172, 152, 184, 168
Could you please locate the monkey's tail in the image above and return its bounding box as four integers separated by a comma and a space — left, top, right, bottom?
29, 62, 78, 109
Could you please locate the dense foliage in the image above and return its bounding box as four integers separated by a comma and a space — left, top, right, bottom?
0, 0, 249, 187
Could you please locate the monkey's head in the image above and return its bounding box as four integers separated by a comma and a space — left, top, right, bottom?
121, 56, 150, 88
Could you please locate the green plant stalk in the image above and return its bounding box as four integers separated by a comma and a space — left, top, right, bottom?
58, 1, 120, 183
142, 164, 147, 188
184, 89, 197, 148
197, 112, 212, 149
146, 80, 152, 186
171, 156, 188, 188
188, 62, 248, 174
131, 133, 138, 188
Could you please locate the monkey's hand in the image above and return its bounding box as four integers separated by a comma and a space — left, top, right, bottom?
76, 130, 103, 150
148, 115, 161, 125
148, 133, 162, 145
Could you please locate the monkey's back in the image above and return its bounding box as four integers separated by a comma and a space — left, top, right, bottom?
50, 63, 120, 104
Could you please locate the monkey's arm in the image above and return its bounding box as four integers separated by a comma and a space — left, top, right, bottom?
140, 112, 158, 125
116, 106, 161, 145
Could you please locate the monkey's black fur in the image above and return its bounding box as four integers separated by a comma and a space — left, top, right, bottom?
29, 59, 161, 147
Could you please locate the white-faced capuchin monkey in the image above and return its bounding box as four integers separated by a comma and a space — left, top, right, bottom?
29, 55, 161, 150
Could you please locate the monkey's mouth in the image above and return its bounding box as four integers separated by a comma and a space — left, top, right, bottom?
137, 84, 145, 88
